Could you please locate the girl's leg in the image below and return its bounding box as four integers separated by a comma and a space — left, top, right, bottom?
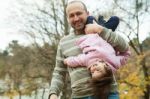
104, 16, 120, 32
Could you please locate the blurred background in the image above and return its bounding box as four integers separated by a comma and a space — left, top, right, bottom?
0, 0, 149, 99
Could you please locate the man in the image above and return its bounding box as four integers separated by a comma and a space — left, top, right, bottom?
49, 1, 129, 99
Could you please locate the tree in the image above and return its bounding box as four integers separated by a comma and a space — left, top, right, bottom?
11, 0, 71, 98
111, 0, 150, 98
142, 33, 150, 50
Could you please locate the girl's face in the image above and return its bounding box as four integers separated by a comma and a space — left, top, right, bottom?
90, 61, 107, 79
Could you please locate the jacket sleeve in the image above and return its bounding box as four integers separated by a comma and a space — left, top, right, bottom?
84, 46, 131, 72
65, 52, 92, 67
102, 48, 131, 71
49, 42, 67, 96
99, 28, 129, 52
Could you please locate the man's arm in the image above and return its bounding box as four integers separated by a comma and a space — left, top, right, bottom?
85, 23, 129, 52
99, 27, 129, 52
49, 42, 67, 99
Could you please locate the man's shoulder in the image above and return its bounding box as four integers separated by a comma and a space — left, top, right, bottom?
60, 33, 74, 42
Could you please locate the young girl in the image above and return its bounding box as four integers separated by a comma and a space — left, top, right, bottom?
64, 33, 130, 71
64, 15, 130, 98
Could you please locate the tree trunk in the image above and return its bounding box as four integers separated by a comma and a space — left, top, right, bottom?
34, 89, 38, 99
42, 88, 45, 99
18, 90, 22, 99
141, 58, 149, 99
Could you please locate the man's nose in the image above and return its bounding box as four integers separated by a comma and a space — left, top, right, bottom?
74, 15, 79, 21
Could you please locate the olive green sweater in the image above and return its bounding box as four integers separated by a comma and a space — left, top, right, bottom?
49, 28, 129, 98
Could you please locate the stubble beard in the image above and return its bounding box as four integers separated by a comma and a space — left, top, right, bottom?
73, 23, 86, 34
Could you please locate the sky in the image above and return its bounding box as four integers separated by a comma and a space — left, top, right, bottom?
0, 0, 43, 51
0, 0, 101, 51
0, 0, 149, 51
0, 0, 22, 51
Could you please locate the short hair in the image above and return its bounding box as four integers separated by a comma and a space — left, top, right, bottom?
67, 0, 88, 12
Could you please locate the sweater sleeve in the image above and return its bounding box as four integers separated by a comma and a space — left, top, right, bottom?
99, 28, 129, 52
49, 42, 67, 96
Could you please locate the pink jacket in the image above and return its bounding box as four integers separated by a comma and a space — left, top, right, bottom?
65, 34, 130, 71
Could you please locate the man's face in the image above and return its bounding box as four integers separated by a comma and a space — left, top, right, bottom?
90, 61, 107, 79
66, 2, 89, 31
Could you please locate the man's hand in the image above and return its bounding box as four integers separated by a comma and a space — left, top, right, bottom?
49, 94, 58, 99
85, 20, 104, 34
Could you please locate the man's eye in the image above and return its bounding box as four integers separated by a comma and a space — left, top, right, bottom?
76, 12, 82, 16
69, 14, 74, 18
